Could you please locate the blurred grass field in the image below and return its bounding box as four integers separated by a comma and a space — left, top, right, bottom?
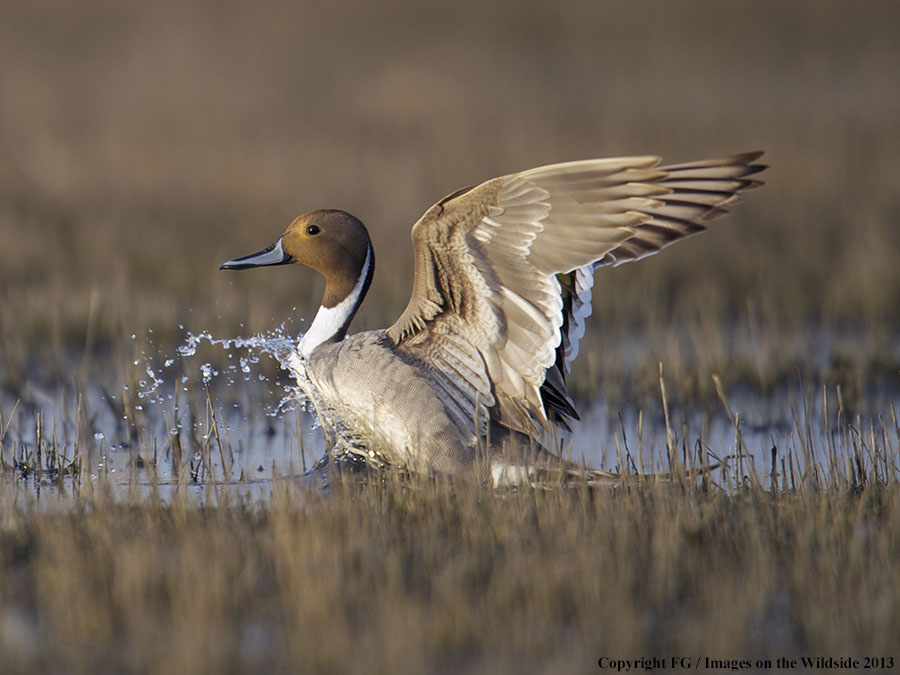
2, 0, 900, 671
2, 0, 899, 406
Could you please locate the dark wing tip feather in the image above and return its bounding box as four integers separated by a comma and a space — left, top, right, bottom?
696, 205, 731, 222
732, 150, 765, 164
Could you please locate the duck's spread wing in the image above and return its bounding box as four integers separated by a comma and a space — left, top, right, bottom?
387, 152, 765, 436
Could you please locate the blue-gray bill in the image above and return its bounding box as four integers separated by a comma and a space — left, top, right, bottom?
220, 238, 290, 270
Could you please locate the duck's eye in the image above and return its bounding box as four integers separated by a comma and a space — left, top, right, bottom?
306, 225, 320, 235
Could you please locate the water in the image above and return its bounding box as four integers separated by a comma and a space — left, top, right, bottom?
571, 384, 900, 490
2, 326, 899, 503
0, 326, 325, 503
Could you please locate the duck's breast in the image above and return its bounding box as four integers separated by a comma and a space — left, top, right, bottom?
304, 330, 475, 473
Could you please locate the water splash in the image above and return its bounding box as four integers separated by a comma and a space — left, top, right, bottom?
138, 364, 164, 398
134, 323, 313, 419
199, 363, 217, 383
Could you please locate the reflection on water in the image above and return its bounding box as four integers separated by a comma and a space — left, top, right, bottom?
2, 327, 899, 504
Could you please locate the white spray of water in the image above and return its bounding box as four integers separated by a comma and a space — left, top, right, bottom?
134, 323, 315, 421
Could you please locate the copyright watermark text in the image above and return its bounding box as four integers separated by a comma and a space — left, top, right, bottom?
597, 656, 895, 671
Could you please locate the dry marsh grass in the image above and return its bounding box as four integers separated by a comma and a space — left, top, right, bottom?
2, 473, 900, 673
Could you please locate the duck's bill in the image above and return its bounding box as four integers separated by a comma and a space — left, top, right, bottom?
220, 238, 291, 270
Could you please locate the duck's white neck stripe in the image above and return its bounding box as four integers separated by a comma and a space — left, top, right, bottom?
298, 244, 372, 357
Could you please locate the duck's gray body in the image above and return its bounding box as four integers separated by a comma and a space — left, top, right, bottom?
302, 330, 482, 475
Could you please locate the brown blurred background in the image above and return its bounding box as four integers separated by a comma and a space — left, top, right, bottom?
1, 0, 899, 384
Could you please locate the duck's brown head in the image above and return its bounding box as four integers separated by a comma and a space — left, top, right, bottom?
220, 210, 373, 309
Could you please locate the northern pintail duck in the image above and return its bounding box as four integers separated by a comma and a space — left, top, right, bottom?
221, 152, 765, 479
